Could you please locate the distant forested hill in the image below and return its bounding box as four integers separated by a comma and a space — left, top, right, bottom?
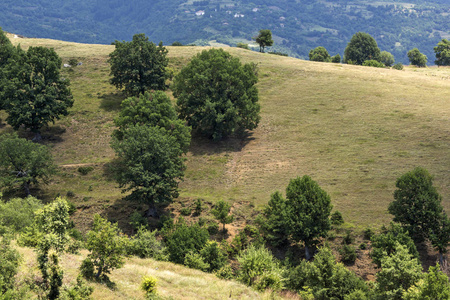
1, 0, 449, 64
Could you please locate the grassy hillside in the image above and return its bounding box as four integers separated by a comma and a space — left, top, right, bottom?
3, 34, 449, 233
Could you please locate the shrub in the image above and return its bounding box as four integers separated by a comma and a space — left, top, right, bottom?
331, 54, 341, 63
215, 264, 234, 280
340, 244, 357, 264
180, 207, 191, 216
194, 199, 202, 216
141, 276, 158, 296
68, 58, 78, 66
200, 241, 227, 272
79, 257, 95, 280
129, 211, 148, 231
0, 196, 42, 232
129, 226, 167, 260
236, 43, 249, 50
359, 243, 367, 250
392, 63, 404, 70
268, 51, 288, 56
171, 41, 183, 46
17, 225, 43, 247
184, 251, 210, 271
77, 166, 93, 175
61, 275, 94, 299
379, 51, 395, 67
67, 200, 77, 215
363, 59, 385, 68
207, 222, 219, 235
363, 228, 374, 240
0, 236, 22, 293
66, 191, 75, 198
331, 211, 344, 225
343, 230, 354, 245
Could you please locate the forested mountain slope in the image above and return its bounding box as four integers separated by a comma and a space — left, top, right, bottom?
1, 0, 449, 64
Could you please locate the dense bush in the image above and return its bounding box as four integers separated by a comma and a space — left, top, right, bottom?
340, 244, 357, 264
392, 63, 404, 70
77, 166, 94, 175
363, 59, 385, 68
128, 226, 167, 260
0, 196, 42, 232
184, 251, 209, 271
0, 236, 22, 294
200, 241, 227, 272
331, 210, 344, 226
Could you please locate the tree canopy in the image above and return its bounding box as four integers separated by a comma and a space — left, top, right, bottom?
0, 134, 55, 196
408, 48, 428, 67
109, 33, 168, 96
380, 51, 395, 67
434, 39, 450, 66
173, 48, 260, 140
254, 29, 273, 53
344, 32, 381, 65
309, 46, 331, 62
1, 46, 73, 140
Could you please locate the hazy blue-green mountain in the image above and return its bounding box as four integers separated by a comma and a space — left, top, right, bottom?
1, 0, 449, 64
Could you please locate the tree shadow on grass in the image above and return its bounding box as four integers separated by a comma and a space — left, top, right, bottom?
189, 131, 255, 156
99, 92, 126, 111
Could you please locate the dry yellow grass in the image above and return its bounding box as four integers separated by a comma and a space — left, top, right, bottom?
4, 35, 449, 231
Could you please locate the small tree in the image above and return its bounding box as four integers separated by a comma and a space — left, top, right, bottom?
331, 54, 341, 63
0, 134, 55, 195
2, 46, 73, 141
286, 175, 333, 259
388, 167, 443, 241
109, 33, 168, 96
173, 49, 260, 140
379, 51, 395, 67
434, 39, 450, 67
309, 46, 331, 62
254, 29, 273, 53
211, 200, 234, 232
344, 32, 381, 65
375, 243, 423, 300
258, 191, 291, 246
408, 48, 427, 67
111, 125, 186, 217
0, 236, 22, 295
83, 214, 129, 279
403, 264, 450, 299
429, 213, 450, 266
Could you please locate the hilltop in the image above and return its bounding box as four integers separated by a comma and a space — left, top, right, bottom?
3, 33, 449, 233
0, 0, 450, 64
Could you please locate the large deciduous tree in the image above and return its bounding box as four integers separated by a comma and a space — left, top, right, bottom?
111, 125, 186, 216
344, 32, 381, 65
253, 29, 273, 53
309, 46, 331, 62
434, 39, 450, 67
109, 33, 168, 96
388, 167, 443, 241
1, 46, 73, 141
173, 49, 260, 140
407, 48, 427, 67
0, 134, 55, 196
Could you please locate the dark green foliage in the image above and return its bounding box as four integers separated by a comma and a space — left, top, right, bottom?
129, 211, 147, 231
1, 46, 73, 140
359, 243, 367, 250
236, 43, 249, 50
0, 236, 22, 295
0, 134, 55, 196
388, 167, 443, 241
128, 226, 167, 260
0, 28, 14, 69
211, 200, 234, 231
215, 264, 234, 280
184, 251, 209, 271
331, 211, 344, 226
408, 48, 428, 67
392, 63, 404, 70
268, 51, 288, 56
77, 166, 93, 175
200, 241, 227, 272
344, 32, 381, 65
179, 207, 191, 216
429, 213, 450, 265
111, 125, 186, 213
113, 91, 191, 153
286, 175, 333, 259
173, 48, 260, 140
194, 199, 202, 216
286, 247, 368, 299
331, 54, 341, 63
363, 228, 374, 240
171, 41, 183, 46
164, 221, 209, 264
258, 191, 290, 247
363, 60, 385, 68
83, 214, 129, 279
79, 258, 95, 280
108, 33, 168, 96
370, 223, 419, 267
340, 244, 357, 264
309, 46, 331, 62
254, 29, 273, 53
342, 230, 354, 245
379, 51, 395, 67
207, 222, 219, 235
434, 39, 450, 66
0, 196, 42, 232
375, 243, 423, 300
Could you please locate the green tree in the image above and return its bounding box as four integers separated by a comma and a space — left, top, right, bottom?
113, 91, 191, 153
83, 214, 129, 279
403, 264, 450, 300
0, 195, 42, 232
286, 175, 333, 260
375, 243, 423, 300
0, 236, 22, 296
388, 167, 443, 241
199, 241, 226, 272
0, 28, 16, 111
344, 32, 381, 65
429, 213, 450, 266
211, 200, 234, 231
253, 29, 273, 53
379, 51, 395, 67
331, 54, 341, 63
108, 33, 168, 96
407, 48, 427, 67
258, 191, 291, 247
111, 125, 186, 217
1, 46, 73, 141
173, 49, 260, 140
309, 46, 331, 62
0, 134, 55, 196
434, 39, 450, 66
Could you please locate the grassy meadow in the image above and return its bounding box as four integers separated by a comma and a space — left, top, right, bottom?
4, 33, 450, 233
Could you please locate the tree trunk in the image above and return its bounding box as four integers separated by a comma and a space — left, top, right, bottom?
23, 181, 31, 196
146, 202, 158, 218
305, 245, 311, 260
96, 265, 103, 279
32, 131, 42, 142
439, 251, 445, 267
